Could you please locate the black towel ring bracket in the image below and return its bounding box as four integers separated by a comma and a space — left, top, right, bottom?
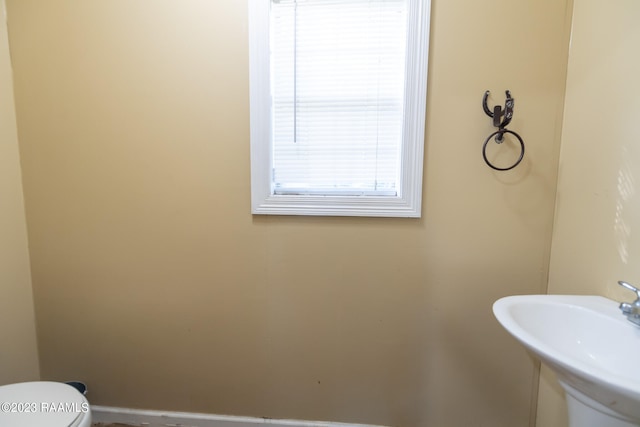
481, 90, 525, 171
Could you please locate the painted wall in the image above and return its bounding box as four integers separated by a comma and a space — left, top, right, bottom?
0, 0, 39, 384
539, 0, 640, 426
6, 1, 571, 425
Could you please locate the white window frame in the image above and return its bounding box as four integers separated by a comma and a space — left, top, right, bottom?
248, 0, 430, 217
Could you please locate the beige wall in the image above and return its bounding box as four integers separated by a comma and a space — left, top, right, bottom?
540, 0, 640, 426
0, 0, 39, 384
6, 1, 571, 425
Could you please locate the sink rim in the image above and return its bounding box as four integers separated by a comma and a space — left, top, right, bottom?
493, 294, 640, 403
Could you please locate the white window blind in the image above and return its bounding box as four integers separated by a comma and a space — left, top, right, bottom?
249, 0, 430, 217
270, 0, 407, 196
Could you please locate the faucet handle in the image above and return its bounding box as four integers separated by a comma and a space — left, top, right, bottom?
618, 281, 640, 299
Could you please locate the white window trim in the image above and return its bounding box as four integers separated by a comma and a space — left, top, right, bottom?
248, 0, 430, 217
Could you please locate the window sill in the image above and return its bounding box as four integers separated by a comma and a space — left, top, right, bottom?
251, 194, 422, 217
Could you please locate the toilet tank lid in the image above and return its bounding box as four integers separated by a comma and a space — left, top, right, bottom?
0, 381, 88, 427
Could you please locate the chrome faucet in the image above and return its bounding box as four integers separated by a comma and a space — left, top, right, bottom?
618, 281, 640, 326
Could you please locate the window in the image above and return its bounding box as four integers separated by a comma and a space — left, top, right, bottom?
249, 0, 430, 217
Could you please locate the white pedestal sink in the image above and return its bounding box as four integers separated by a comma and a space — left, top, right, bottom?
493, 295, 640, 427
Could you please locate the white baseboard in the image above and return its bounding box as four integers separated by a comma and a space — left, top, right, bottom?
91, 405, 388, 427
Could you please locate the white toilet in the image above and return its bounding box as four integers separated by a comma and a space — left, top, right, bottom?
0, 381, 91, 427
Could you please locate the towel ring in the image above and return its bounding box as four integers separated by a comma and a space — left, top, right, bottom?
482, 129, 525, 171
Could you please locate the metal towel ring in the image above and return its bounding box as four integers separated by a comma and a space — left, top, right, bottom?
482, 129, 525, 171
482, 90, 525, 171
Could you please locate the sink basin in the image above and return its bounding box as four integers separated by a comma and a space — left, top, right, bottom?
493, 295, 640, 427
